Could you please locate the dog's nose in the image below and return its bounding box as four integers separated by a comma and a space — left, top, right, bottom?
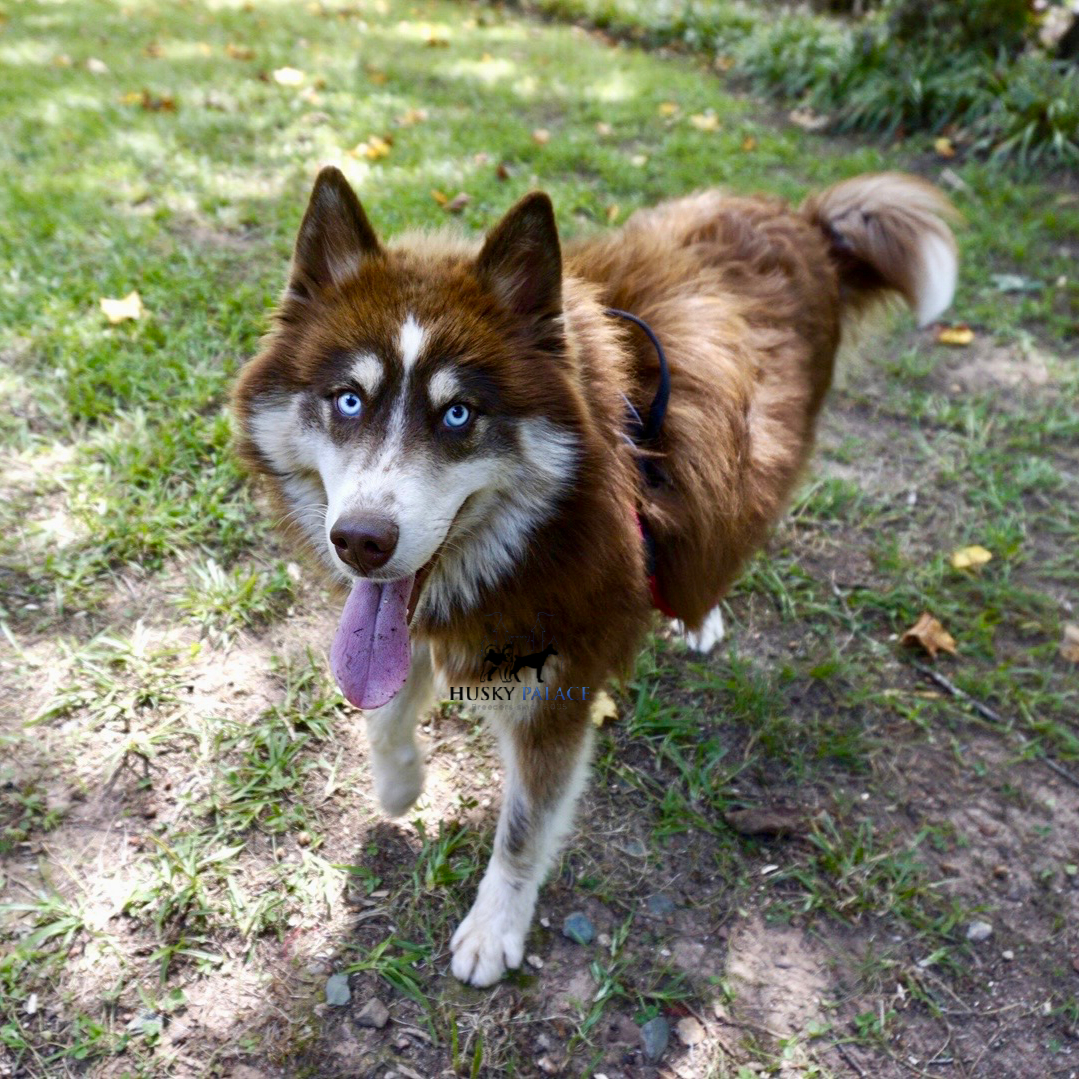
330, 515, 399, 575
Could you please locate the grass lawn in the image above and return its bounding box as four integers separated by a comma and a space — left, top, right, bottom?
1, 0, 1078, 1075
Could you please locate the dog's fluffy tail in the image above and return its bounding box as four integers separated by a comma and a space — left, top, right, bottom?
802, 172, 959, 327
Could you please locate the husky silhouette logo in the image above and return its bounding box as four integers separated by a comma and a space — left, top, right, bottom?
480, 613, 559, 683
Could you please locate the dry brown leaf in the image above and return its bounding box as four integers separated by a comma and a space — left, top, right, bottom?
396, 107, 428, 127
741, 134, 757, 152
143, 42, 163, 58
723, 806, 813, 838
272, 66, 305, 86
589, 689, 618, 728
950, 545, 992, 571
938, 324, 975, 346
1061, 624, 1079, 664
226, 43, 255, 60
366, 68, 388, 85
425, 33, 449, 47
595, 121, 613, 137
444, 192, 471, 214
934, 136, 956, 158
658, 101, 678, 117
495, 162, 512, 181
901, 612, 957, 659
99, 291, 144, 324
531, 127, 550, 146
51, 53, 73, 67
714, 54, 734, 72
429, 189, 449, 206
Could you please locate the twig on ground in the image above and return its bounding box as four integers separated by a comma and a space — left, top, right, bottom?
912, 662, 1079, 791
836, 1042, 869, 1078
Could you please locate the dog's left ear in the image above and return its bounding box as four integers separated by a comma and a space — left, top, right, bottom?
476, 192, 562, 320
288, 166, 382, 301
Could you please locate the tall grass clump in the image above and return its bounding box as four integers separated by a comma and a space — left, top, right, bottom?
525, 0, 1079, 166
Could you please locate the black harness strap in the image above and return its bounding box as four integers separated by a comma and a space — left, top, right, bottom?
605, 307, 671, 449
605, 307, 677, 617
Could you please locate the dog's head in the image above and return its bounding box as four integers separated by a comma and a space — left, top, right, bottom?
233, 168, 582, 706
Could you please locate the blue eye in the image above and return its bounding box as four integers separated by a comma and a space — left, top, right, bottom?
335, 391, 362, 418
443, 403, 471, 429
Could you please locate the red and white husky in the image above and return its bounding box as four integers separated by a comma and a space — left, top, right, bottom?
233, 166, 956, 985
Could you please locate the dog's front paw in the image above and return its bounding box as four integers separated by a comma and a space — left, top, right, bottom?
371, 746, 425, 817
450, 909, 525, 988
449, 872, 532, 987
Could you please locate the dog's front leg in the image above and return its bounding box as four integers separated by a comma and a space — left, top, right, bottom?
364, 640, 435, 817
450, 701, 593, 987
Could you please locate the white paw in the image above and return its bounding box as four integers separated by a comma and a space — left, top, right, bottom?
449, 871, 532, 987
371, 746, 424, 817
678, 605, 726, 654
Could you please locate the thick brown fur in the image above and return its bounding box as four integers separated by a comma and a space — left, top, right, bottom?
232, 168, 957, 986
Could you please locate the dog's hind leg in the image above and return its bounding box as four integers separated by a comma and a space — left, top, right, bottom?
364, 640, 435, 817
678, 604, 726, 654
451, 702, 592, 987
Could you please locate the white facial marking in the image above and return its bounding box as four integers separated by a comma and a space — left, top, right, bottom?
428, 367, 463, 410
348, 353, 384, 396
398, 314, 426, 373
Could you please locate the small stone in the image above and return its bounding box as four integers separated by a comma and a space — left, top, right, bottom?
536, 1056, 560, 1075
394, 1035, 410, 1050
966, 920, 993, 943
355, 997, 390, 1029
526, 954, 544, 969
640, 1016, 670, 1063
675, 1016, 705, 1046
647, 894, 676, 917
562, 912, 595, 945
325, 973, 351, 1006
1002, 950, 1014, 961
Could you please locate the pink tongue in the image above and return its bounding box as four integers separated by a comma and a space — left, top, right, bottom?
330, 577, 413, 709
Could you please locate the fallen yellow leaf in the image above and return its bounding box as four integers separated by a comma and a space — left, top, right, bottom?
589, 689, 618, 728
351, 134, 391, 160
396, 107, 428, 126
430, 189, 449, 206
226, 43, 255, 60
934, 136, 956, 158
950, 545, 992, 571
366, 68, 388, 85
99, 291, 144, 324
689, 112, 719, 132
606, 204, 620, 224
938, 324, 975, 346
532, 127, 550, 145
741, 134, 757, 152
658, 101, 678, 117
272, 66, 305, 86
901, 612, 957, 660
1061, 624, 1079, 664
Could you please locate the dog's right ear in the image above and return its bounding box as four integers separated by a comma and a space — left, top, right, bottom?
288, 167, 381, 301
